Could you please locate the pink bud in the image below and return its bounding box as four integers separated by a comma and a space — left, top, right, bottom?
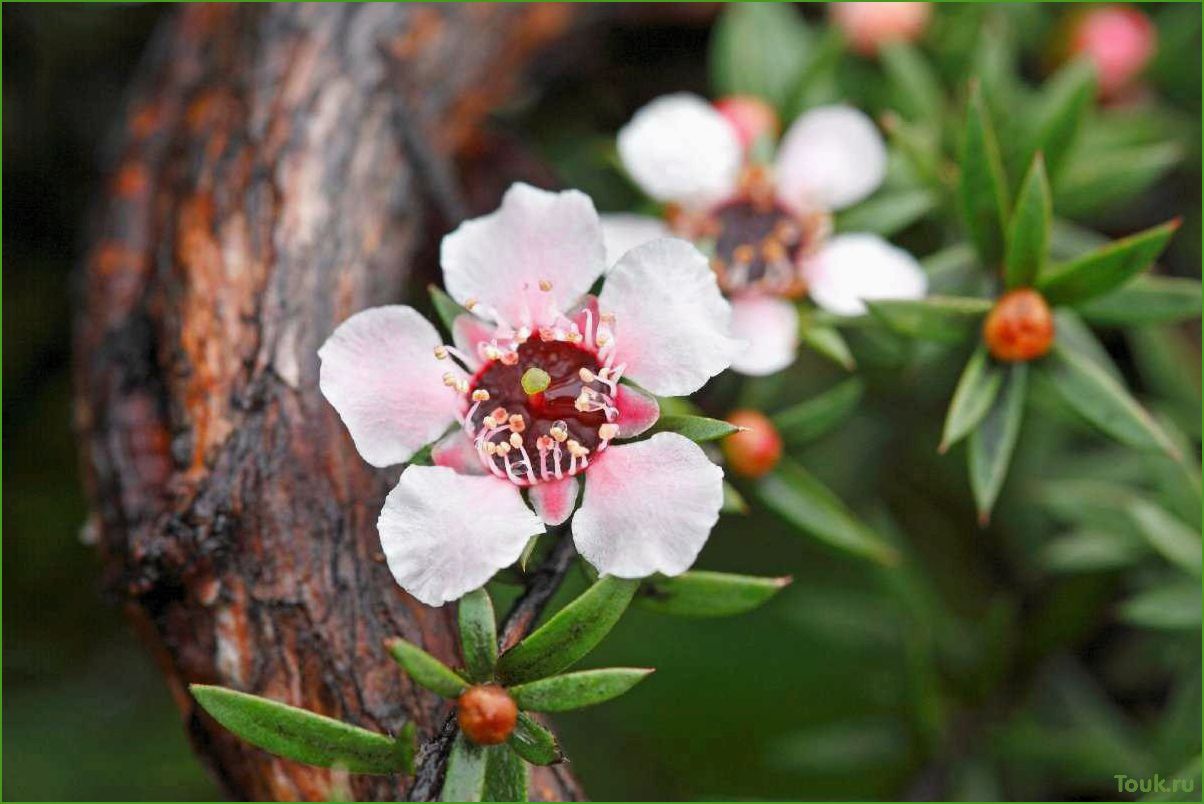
1068, 5, 1157, 98
829, 2, 932, 57
722, 410, 783, 479
714, 95, 780, 151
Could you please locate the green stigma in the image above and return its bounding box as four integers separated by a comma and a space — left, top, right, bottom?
521, 367, 551, 396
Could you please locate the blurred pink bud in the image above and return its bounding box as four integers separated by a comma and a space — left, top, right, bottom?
1068, 5, 1157, 98
714, 95, 780, 150
830, 2, 932, 57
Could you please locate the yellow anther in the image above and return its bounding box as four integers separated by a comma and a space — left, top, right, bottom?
496, 442, 511, 456
464, 298, 478, 311
482, 415, 498, 430
472, 389, 490, 402
490, 407, 508, 422
434, 345, 448, 360
538, 279, 553, 292
598, 423, 619, 441
508, 414, 526, 433
578, 367, 595, 383
509, 432, 523, 448
501, 351, 519, 366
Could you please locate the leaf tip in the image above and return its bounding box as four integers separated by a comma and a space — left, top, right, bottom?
977, 509, 992, 528
773, 575, 794, 588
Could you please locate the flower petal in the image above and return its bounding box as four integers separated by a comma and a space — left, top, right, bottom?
431, 430, 485, 475
728, 295, 800, 376
598, 238, 742, 396
573, 433, 724, 578
617, 93, 742, 207
775, 105, 887, 212
804, 233, 928, 316
441, 183, 606, 328
378, 466, 542, 607
318, 306, 459, 468
615, 384, 660, 438
600, 213, 670, 267
528, 476, 580, 527
452, 313, 496, 369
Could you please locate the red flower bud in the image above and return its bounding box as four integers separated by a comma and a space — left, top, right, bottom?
714, 96, 780, 151
829, 2, 932, 57
722, 409, 783, 479
457, 684, 517, 746
983, 289, 1055, 363
1068, 5, 1157, 99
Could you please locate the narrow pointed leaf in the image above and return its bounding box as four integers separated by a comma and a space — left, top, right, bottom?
1075, 275, 1203, 327
190, 685, 407, 774
509, 668, 653, 713
867, 296, 993, 343
756, 458, 897, 565
1127, 499, 1202, 576
396, 721, 418, 775
710, 2, 812, 112
1004, 155, 1051, 288
1041, 342, 1178, 458
1024, 58, 1096, 181
1038, 530, 1145, 574
1056, 141, 1182, 217
799, 323, 855, 370
638, 570, 791, 617
497, 576, 638, 684
941, 347, 1004, 452
1037, 220, 1179, 306
773, 377, 864, 445
387, 638, 468, 699
648, 414, 740, 443
881, 41, 943, 123
835, 188, 938, 238
958, 84, 1010, 266
483, 745, 527, 803
430, 285, 470, 333
1118, 583, 1202, 631
442, 733, 489, 802
968, 363, 1027, 523
458, 588, 498, 682
1053, 309, 1125, 384
507, 713, 562, 766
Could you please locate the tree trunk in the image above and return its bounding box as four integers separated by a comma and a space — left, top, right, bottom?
71, 3, 651, 799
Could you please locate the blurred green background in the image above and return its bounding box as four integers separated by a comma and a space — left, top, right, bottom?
4, 4, 1200, 801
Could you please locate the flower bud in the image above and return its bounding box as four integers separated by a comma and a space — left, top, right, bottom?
983, 289, 1055, 362
722, 409, 783, 479
714, 96, 780, 152
456, 684, 517, 746
829, 2, 932, 57
1067, 5, 1156, 99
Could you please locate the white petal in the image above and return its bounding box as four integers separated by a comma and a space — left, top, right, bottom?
318, 306, 459, 468
441, 183, 606, 328
528, 476, 579, 527
600, 213, 670, 267
805, 233, 928, 316
573, 433, 724, 578
774, 105, 887, 212
431, 430, 485, 475
378, 467, 542, 607
598, 238, 742, 396
617, 93, 742, 207
728, 295, 800, 376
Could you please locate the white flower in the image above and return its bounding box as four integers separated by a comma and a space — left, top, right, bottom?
609, 93, 928, 375
319, 183, 741, 607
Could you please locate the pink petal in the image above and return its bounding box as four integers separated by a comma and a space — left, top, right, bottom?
318, 305, 460, 468
452, 313, 497, 369
775, 105, 887, 212
729, 295, 800, 376
600, 213, 670, 267
615, 384, 660, 438
573, 433, 724, 578
528, 476, 580, 526
431, 431, 485, 475
378, 466, 542, 607
441, 183, 606, 329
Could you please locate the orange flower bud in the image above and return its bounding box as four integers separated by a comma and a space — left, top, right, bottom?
983, 289, 1055, 362
457, 684, 517, 746
829, 2, 932, 57
722, 409, 783, 479
714, 96, 780, 151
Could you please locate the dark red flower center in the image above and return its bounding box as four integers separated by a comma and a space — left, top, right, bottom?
702, 196, 811, 297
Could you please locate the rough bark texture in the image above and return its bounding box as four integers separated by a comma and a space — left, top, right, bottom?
71, 3, 629, 800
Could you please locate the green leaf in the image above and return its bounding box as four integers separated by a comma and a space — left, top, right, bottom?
1024, 58, 1096, 182
387, 638, 468, 699
772, 377, 864, 445
483, 745, 527, 803
1118, 583, 1202, 631
722, 481, 749, 515
509, 668, 653, 713
756, 458, 897, 565
648, 414, 740, 443
882, 112, 943, 185
459, 588, 498, 682
835, 188, 938, 238
442, 733, 489, 802
189, 685, 407, 775
786, 27, 846, 115
1004, 154, 1051, 289
968, 363, 1027, 524
430, 285, 469, 333
1127, 499, 1202, 576
941, 346, 1004, 453
637, 570, 791, 617
881, 42, 944, 123
958, 83, 1010, 266
866, 296, 993, 343
709, 2, 812, 112
1053, 309, 1125, 384
799, 323, 856, 370
1038, 530, 1145, 574
1037, 220, 1180, 306
507, 713, 562, 766
1041, 342, 1178, 458
1056, 141, 1183, 218
1075, 275, 1203, 327
496, 576, 638, 684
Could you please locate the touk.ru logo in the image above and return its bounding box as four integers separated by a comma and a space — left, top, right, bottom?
1114, 773, 1195, 797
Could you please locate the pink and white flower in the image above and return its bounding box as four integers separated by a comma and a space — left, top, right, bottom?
319, 183, 740, 606
610, 93, 927, 376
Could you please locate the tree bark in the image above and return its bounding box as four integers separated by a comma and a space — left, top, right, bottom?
70, 3, 650, 800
